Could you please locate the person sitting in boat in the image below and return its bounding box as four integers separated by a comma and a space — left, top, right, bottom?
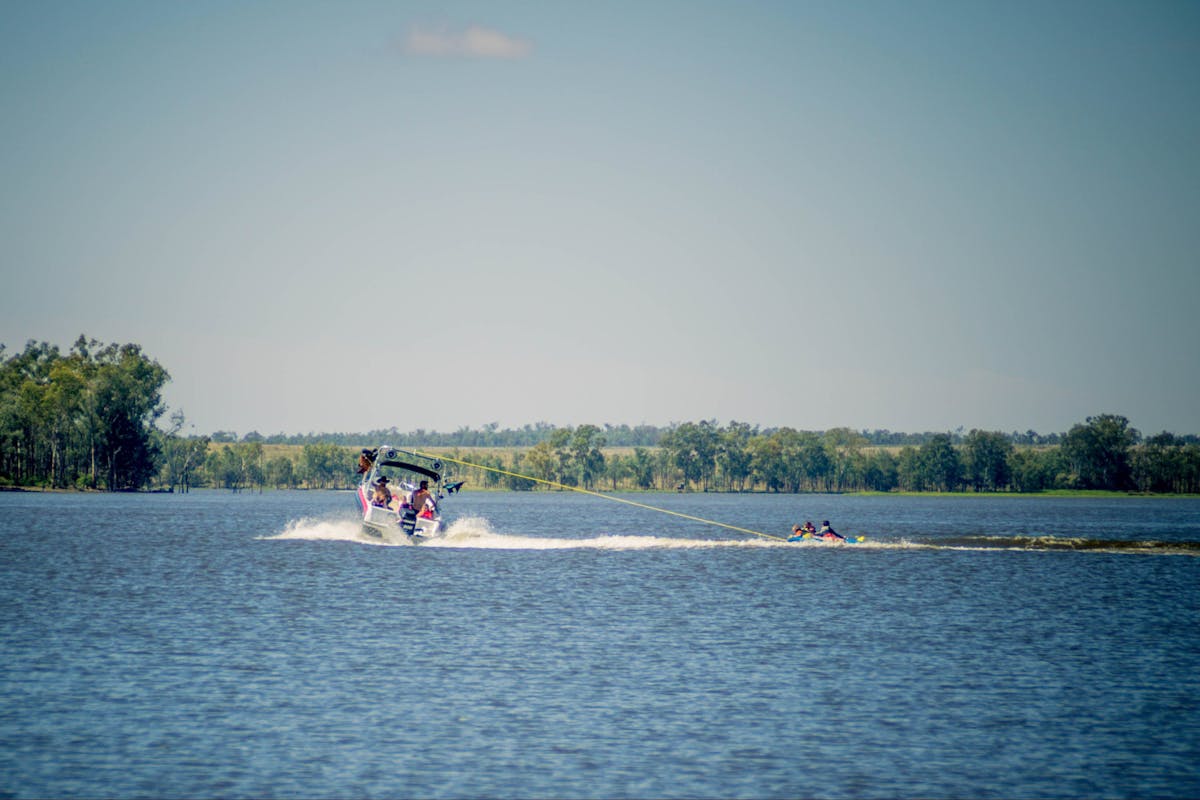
371, 476, 392, 508
412, 479, 436, 519
818, 520, 845, 541
800, 521, 817, 535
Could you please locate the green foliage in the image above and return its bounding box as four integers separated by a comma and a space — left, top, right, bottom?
570, 424, 607, 489
300, 443, 355, 489
0, 337, 169, 489
1061, 414, 1138, 490
3, 337, 1197, 495
157, 411, 209, 492
661, 420, 720, 491
1008, 448, 1061, 493
963, 430, 1014, 492
447, 422, 1197, 495
919, 434, 962, 492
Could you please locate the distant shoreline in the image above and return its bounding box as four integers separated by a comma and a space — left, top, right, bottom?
4, 484, 1196, 499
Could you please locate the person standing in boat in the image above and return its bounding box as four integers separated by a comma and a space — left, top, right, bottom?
412, 479, 436, 518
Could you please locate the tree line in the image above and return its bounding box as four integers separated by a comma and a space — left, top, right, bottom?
3, 338, 1199, 494
454, 417, 1200, 495
209, 424, 1081, 449
1, 338, 168, 490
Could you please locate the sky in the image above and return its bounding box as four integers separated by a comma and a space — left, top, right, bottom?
2, 0, 1198, 437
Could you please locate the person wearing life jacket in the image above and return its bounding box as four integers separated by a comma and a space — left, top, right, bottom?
818, 520, 845, 541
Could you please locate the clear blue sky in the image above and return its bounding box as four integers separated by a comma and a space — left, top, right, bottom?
3, 0, 1198, 437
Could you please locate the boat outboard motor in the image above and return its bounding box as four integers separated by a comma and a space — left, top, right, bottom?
399, 507, 418, 535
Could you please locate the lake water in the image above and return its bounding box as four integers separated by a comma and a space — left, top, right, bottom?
2, 489, 1199, 798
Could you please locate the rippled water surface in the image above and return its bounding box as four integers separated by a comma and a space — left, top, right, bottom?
2, 490, 1199, 798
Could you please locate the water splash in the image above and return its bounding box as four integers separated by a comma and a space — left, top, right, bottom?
265, 516, 412, 546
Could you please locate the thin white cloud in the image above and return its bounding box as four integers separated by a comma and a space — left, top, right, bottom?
404, 24, 532, 59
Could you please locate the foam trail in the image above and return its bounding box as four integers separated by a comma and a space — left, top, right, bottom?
421, 516, 783, 549
264, 518, 1195, 556
264, 515, 876, 550
264, 516, 413, 546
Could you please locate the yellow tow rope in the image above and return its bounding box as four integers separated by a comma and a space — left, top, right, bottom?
413, 450, 788, 543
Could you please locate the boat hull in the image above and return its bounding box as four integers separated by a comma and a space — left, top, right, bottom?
358, 485, 443, 538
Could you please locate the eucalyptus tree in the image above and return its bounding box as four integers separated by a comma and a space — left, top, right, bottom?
1008, 447, 1064, 493
716, 421, 756, 491
748, 433, 785, 492
1061, 414, 1139, 490
265, 454, 296, 489
548, 427, 576, 486
44, 359, 89, 487
87, 342, 169, 489
300, 443, 351, 489
1182, 444, 1200, 494
604, 452, 634, 491
798, 432, 831, 491
522, 440, 559, 486
570, 424, 607, 489
861, 449, 899, 492
502, 451, 538, 490
896, 446, 924, 491
823, 428, 868, 492
963, 429, 1013, 492
464, 450, 506, 489
240, 441, 265, 491
919, 434, 962, 492
0, 341, 59, 483
771, 428, 810, 492
158, 411, 210, 492
15, 371, 51, 484
1130, 432, 1185, 494
207, 447, 243, 490
661, 420, 720, 491
630, 447, 657, 489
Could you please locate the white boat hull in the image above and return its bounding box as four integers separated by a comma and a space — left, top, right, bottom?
358, 486, 443, 538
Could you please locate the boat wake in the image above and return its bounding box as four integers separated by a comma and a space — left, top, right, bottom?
266, 515, 784, 549
425, 516, 788, 549
266, 516, 390, 544
265, 518, 1199, 555
904, 534, 1200, 555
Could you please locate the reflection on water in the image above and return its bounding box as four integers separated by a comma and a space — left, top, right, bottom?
2, 490, 1199, 799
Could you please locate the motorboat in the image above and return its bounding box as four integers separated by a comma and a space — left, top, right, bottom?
356, 446, 464, 540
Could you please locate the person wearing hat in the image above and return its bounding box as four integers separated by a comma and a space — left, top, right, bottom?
371, 476, 392, 508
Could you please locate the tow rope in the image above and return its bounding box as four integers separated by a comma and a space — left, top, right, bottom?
412, 450, 788, 543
